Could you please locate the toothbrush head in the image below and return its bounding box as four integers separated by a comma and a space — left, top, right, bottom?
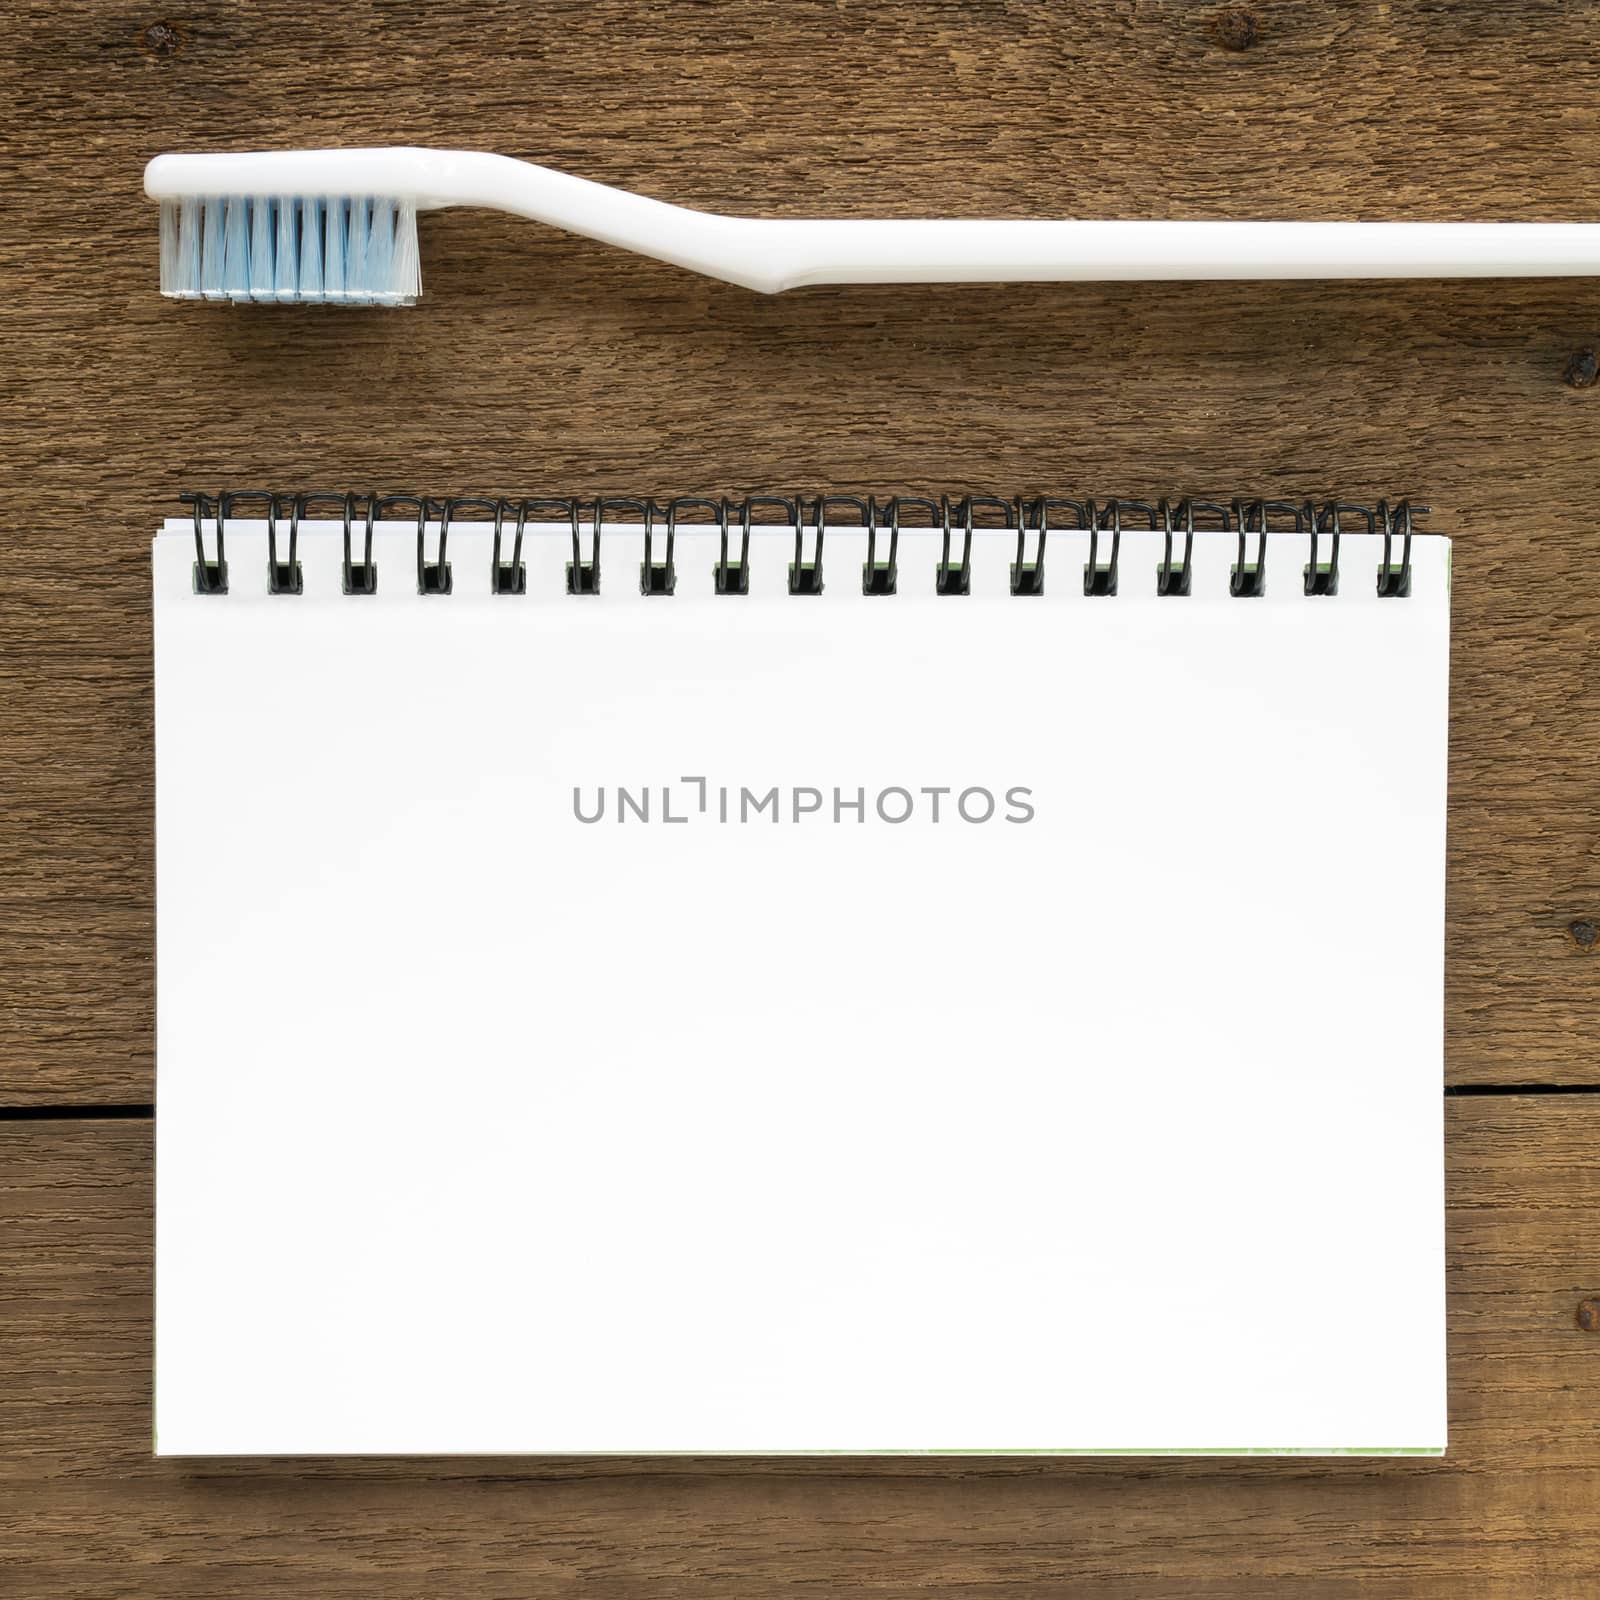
157, 195, 421, 306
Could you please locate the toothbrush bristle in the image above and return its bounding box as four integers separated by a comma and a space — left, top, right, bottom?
157, 195, 421, 306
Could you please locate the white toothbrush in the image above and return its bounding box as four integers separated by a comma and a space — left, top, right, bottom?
146, 146, 1600, 305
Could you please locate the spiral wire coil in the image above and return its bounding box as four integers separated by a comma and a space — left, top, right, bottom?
183, 491, 1425, 601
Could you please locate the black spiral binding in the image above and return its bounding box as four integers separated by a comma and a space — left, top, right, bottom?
180, 492, 1430, 599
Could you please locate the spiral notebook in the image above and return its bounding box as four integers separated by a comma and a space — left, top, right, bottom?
153, 492, 1450, 1456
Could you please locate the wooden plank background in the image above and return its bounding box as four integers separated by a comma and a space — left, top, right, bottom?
1, 1, 1598, 1593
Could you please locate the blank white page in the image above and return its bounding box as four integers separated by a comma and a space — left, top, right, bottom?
154, 516, 1449, 1455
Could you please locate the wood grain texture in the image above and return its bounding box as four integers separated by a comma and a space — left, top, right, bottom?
3, 1, 1600, 1098
1, 4, 1598, 1586
0, 1100, 1594, 1597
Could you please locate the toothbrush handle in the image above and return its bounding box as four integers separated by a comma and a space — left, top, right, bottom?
399, 154, 1600, 292
745, 218, 1600, 293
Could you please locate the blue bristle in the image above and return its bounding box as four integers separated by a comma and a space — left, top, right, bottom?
159, 199, 179, 290
328, 198, 351, 300
364, 199, 395, 301
200, 199, 227, 300
176, 198, 202, 296
222, 196, 251, 299
160, 198, 199, 298
302, 198, 327, 299
248, 197, 274, 300
347, 197, 370, 303
274, 197, 297, 301
158, 192, 420, 306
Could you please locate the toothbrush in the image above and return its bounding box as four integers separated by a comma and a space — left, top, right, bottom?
146, 146, 1600, 305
